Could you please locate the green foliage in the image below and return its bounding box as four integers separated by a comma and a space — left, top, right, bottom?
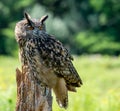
0, 56, 120, 111
0, 27, 17, 55
75, 32, 120, 55
36, 0, 70, 16
0, 0, 120, 55
90, 0, 104, 11
0, 0, 34, 55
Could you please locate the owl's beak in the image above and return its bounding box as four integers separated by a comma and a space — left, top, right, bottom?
33, 28, 39, 37
24, 12, 34, 26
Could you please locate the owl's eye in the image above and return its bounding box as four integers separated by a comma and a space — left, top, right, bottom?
27, 26, 34, 30
39, 26, 43, 30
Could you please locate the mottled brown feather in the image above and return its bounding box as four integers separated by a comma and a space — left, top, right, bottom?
15, 14, 83, 109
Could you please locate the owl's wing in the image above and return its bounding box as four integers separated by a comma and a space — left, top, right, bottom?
37, 33, 82, 87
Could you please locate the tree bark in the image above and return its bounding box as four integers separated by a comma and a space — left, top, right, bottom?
15, 65, 52, 111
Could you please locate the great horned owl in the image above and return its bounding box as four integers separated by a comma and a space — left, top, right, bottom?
15, 12, 82, 108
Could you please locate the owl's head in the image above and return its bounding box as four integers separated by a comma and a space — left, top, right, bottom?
15, 12, 48, 42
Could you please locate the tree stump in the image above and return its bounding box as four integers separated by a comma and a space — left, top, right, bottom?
15, 65, 52, 111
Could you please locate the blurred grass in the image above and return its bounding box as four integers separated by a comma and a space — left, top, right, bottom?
0, 56, 19, 111
0, 55, 120, 111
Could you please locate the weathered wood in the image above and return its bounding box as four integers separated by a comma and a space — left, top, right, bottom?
16, 65, 52, 111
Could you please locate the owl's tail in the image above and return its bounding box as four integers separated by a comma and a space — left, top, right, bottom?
53, 78, 68, 109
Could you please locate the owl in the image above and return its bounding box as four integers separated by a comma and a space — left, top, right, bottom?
15, 12, 83, 109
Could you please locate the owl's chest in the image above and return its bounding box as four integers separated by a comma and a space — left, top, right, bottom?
20, 40, 36, 65
20, 41, 58, 87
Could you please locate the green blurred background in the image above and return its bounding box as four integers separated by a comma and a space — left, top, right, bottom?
0, 0, 120, 111
0, 0, 120, 56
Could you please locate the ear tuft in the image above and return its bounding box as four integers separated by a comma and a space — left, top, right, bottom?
24, 12, 33, 26
24, 12, 31, 20
40, 15, 48, 24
